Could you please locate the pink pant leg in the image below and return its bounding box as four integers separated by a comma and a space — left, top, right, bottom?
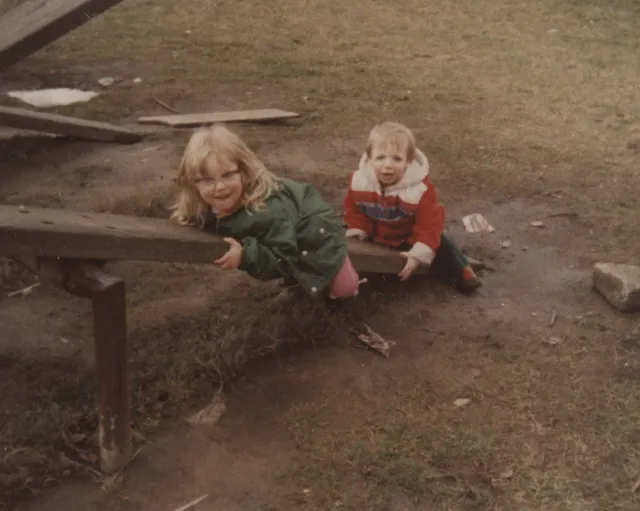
328, 255, 362, 299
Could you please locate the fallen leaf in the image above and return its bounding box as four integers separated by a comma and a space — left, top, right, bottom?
186, 393, 226, 426
354, 325, 396, 357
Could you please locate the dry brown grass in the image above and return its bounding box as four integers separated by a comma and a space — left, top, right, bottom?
0, 277, 372, 507
5, 0, 637, 254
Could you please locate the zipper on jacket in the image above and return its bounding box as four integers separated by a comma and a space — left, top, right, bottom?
373, 186, 385, 241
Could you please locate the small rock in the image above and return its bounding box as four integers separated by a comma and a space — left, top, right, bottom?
18, 205, 28, 213
593, 263, 640, 312
530, 221, 545, 228
501, 240, 512, 249
133, 77, 143, 84
542, 336, 562, 346
184, 29, 192, 34
454, 398, 471, 407
97, 77, 115, 87
470, 368, 482, 378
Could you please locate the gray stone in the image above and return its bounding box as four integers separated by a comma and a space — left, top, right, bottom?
593, 263, 640, 313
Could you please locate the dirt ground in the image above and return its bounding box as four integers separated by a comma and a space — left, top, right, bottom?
1, 0, 640, 509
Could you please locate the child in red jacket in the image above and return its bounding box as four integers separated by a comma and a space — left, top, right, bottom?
343, 121, 481, 293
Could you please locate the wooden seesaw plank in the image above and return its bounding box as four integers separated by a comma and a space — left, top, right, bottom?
0, 0, 128, 70
0, 106, 143, 143
0, 205, 427, 275
137, 109, 299, 128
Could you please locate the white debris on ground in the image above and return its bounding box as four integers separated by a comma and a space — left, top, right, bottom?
7, 88, 100, 107
462, 213, 495, 233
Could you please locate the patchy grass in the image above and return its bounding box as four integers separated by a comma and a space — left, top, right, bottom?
280, 313, 640, 510
0, 280, 373, 508
0, 257, 38, 295
92, 186, 175, 218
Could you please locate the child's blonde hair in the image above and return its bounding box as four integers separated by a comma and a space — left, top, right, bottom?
171, 124, 281, 224
366, 121, 416, 161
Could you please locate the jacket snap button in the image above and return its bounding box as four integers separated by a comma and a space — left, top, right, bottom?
319, 228, 325, 233
311, 287, 317, 293
302, 250, 308, 256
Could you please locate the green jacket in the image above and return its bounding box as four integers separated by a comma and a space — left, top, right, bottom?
199, 178, 348, 297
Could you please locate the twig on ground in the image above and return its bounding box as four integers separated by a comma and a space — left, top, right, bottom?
152, 96, 179, 113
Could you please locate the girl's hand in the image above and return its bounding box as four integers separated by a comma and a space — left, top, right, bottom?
214, 238, 243, 270
398, 253, 420, 281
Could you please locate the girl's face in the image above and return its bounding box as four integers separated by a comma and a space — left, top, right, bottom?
194, 153, 244, 214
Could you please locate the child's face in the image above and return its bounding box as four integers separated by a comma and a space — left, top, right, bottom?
194, 153, 243, 214
368, 141, 410, 187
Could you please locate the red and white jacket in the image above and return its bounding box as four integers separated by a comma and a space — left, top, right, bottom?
343, 149, 444, 265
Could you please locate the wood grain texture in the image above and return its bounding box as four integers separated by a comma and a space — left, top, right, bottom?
0, 205, 426, 274
0, 106, 143, 143
0, 0, 127, 69
137, 109, 299, 127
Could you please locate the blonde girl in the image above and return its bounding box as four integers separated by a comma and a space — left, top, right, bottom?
172, 124, 362, 299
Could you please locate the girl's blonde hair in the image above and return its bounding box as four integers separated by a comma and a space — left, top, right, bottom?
366, 121, 416, 161
171, 124, 281, 224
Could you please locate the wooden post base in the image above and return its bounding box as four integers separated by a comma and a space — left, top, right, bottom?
16, 257, 132, 474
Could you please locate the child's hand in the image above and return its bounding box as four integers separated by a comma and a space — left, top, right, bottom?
214, 237, 243, 270
398, 253, 421, 281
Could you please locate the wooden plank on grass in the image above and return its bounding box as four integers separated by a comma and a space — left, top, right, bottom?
0, 106, 143, 143
137, 109, 299, 128
0, 0, 127, 70
0, 205, 427, 275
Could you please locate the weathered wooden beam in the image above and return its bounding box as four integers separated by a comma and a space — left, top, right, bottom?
138, 109, 299, 128
0, 0, 127, 70
0, 205, 430, 275
0, 106, 143, 143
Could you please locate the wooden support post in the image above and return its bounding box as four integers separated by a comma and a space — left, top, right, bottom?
65, 264, 131, 474
14, 257, 132, 474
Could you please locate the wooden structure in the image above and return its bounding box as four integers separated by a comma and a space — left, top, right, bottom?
0, 105, 142, 143
0, 0, 127, 70
0, 0, 139, 143
1, 204, 451, 473
0, 205, 425, 274
138, 109, 300, 128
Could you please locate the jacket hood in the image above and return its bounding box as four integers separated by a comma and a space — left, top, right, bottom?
356, 149, 430, 192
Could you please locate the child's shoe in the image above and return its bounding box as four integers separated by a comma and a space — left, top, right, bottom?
457, 265, 482, 294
